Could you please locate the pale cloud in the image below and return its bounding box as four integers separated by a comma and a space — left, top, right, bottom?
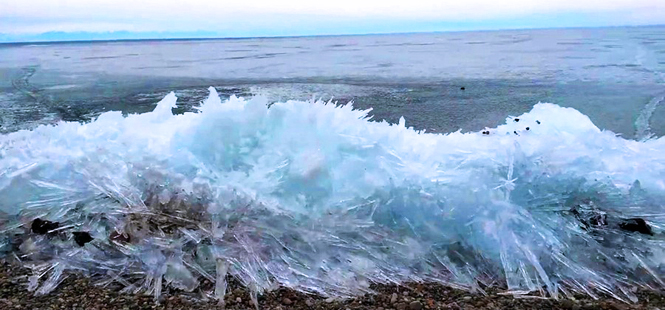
1, 0, 664, 34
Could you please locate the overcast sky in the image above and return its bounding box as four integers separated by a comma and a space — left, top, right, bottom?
2, 0, 665, 39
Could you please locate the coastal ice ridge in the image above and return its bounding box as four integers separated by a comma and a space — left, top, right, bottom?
1, 87, 665, 304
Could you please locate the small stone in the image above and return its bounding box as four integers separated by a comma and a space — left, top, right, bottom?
72, 232, 93, 246
619, 218, 653, 235
560, 300, 575, 308
396, 302, 407, 310
282, 298, 292, 305
325, 297, 335, 303
235, 297, 242, 303
463, 296, 472, 302
444, 302, 461, 310
391, 293, 398, 303
403, 291, 409, 296
409, 300, 423, 310
305, 298, 314, 307
31, 218, 60, 234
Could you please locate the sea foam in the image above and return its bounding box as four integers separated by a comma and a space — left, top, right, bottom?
1, 87, 664, 303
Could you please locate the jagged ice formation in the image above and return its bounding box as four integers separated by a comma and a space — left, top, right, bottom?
1, 88, 665, 305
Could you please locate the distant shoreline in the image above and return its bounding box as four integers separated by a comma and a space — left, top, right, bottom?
1, 24, 663, 46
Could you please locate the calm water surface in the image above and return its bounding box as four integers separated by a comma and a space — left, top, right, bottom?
0, 26, 664, 138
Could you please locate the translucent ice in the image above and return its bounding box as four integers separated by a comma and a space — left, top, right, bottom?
1, 87, 665, 303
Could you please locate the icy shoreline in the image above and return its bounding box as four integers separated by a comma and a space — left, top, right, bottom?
1, 88, 665, 305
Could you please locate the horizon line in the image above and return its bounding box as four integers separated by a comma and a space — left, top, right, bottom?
1, 23, 663, 45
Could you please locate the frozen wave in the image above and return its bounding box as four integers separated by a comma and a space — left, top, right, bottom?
1, 87, 665, 304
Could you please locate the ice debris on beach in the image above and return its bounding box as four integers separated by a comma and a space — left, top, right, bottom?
1, 87, 665, 304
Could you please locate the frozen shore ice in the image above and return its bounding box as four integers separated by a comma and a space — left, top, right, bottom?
1, 87, 665, 305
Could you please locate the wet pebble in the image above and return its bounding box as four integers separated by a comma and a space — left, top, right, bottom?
409, 300, 423, 310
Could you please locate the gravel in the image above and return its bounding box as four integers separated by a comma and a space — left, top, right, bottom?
1, 261, 665, 309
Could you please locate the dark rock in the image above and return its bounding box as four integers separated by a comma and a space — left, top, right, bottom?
31, 218, 59, 235
282, 297, 292, 305
396, 302, 407, 310
514, 118, 519, 122
460, 87, 465, 90
409, 300, 423, 310
619, 218, 653, 235
526, 127, 530, 131
73, 232, 93, 246
536, 120, 541, 124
